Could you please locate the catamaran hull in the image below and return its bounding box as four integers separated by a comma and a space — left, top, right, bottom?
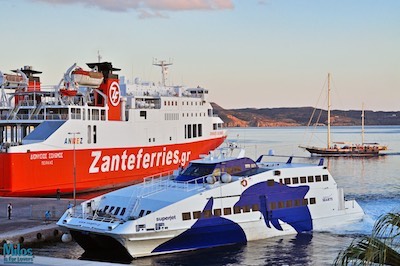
67, 202, 363, 259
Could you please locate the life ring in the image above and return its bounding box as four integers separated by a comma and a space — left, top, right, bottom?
241, 179, 248, 187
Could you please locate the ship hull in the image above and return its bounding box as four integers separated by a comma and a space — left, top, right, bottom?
0, 137, 225, 197
305, 147, 379, 157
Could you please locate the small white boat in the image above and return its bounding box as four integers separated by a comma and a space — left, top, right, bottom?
57, 145, 364, 259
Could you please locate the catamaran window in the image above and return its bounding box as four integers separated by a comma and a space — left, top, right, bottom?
252, 204, 260, 211
310, 198, 316, 204
181, 163, 215, 177
292, 177, 299, 184
302, 199, 309, 205
214, 209, 222, 216
270, 202, 277, 210
146, 210, 151, 215
243, 205, 251, 213
284, 178, 291, 185
315, 175, 322, 182
213, 123, 217, 130
193, 211, 201, 219
223, 208, 232, 215
300, 176, 306, 183
274, 170, 281, 176
323, 175, 329, 181
120, 208, 126, 216
104, 206, 109, 212
182, 212, 191, 221
140, 111, 147, 119
308, 176, 314, 182
139, 210, 145, 217
114, 207, 121, 216
286, 200, 292, 208
294, 199, 301, 207
267, 179, 275, 186
278, 201, 284, 209
198, 124, 202, 137
233, 206, 241, 214
109, 206, 115, 213
203, 210, 212, 218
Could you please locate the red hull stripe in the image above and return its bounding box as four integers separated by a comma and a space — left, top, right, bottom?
0, 137, 226, 197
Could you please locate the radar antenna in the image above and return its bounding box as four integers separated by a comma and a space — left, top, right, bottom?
153, 59, 173, 86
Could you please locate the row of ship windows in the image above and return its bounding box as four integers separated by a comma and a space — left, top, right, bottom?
181, 197, 317, 221
103, 205, 126, 216
185, 124, 203, 139
271, 174, 329, 186
164, 113, 207, 120
102, 206, 152, 218
164, 101, 204, 106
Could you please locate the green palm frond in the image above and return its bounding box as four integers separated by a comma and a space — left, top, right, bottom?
334, 211, 400, 266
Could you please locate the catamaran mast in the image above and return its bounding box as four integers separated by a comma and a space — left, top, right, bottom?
327, 73, 331, 149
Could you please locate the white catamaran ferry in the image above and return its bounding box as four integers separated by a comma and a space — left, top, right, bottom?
58, 145, 364, 259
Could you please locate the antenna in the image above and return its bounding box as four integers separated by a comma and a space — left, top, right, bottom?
153, 59, 173, 86
97, 50, 102, 63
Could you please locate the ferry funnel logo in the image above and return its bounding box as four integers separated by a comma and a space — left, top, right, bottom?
109, 81, 121, 106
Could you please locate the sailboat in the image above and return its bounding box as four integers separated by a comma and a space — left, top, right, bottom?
300, 73, 387, 157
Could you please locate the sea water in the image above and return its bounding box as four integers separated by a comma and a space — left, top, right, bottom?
34, 126, 400, 265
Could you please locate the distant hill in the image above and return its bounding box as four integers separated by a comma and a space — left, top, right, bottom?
211, 103, 400, 127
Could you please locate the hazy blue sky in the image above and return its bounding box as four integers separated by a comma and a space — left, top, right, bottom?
1, 0, 399, 111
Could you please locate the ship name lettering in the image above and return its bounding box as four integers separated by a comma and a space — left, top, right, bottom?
89, 149, 191, 174
30, 153, 48, 160
156, 215, 176, 222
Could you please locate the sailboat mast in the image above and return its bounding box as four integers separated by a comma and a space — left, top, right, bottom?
327, 73, 331, 149
361, 102, 365, 145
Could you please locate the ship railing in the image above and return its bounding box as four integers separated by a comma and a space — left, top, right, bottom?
68, 205, 122, 224
139, 170, 175, 197
140, 173, 211, 197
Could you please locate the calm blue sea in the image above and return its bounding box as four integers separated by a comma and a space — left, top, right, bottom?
35, 126, 400, 265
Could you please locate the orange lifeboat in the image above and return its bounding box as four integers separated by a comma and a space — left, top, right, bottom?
71, 68, 104, 87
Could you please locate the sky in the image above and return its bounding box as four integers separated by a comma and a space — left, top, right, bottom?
1, 0, 399, 111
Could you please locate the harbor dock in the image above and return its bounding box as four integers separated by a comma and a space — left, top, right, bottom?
0, 197, 81, 245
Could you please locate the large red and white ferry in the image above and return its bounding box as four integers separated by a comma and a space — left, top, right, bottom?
0, 60, 226, 196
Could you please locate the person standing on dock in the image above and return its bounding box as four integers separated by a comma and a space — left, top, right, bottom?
7, 203, 12, 220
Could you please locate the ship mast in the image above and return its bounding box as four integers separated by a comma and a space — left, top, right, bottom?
153, 59, 172, 87
327, 73, 331, 149
361, 102, 365, 145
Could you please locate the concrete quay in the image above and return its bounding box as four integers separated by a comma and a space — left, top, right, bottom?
0, 197, 82, 245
